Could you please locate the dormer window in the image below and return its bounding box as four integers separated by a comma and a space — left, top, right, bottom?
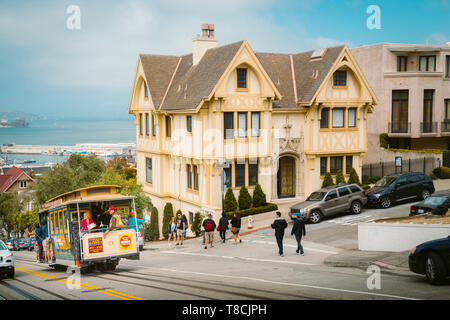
333, 70, 347, 86
236, 68, 247, 89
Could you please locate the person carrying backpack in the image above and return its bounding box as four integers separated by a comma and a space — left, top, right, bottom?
291, 213, 306, 255
271, 211, 288, 257
218, 212, 229, 243
202, 214, 216, 249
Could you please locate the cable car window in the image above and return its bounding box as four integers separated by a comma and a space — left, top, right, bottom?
62, 209, 67, 233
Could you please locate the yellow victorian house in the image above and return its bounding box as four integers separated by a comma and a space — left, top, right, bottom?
128, 24, 377, 233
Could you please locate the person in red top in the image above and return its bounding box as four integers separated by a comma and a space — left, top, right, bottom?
80, 212, 96, 232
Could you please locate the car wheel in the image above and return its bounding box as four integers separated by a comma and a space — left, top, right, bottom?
421, 189, 431, 200
309, 210, 323, 224
380, 197, 392, 209
350, 201, 362, 215
424, 252, 447, 285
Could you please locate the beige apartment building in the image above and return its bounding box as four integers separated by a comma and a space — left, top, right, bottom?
128, 25, 377, 231
352, 43, 450, 163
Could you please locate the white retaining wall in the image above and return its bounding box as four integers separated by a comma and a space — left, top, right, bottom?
358, 222, 450, 252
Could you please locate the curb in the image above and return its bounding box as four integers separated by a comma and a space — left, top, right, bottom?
324, 257, 409, 271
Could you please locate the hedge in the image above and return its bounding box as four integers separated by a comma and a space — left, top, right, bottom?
226, 203, 278, 220
432, 166, 450, 179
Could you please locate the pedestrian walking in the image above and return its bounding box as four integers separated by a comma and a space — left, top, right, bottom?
202, 214, 216, 249
182, 214, 188, 240
201, 214, 208, 246
230, 212, 242, 245
291, 213, 306, 255
176, 212, 185, 246
271, 211, 287, 257
168, 216, 177, 246
218, 212, 229, 243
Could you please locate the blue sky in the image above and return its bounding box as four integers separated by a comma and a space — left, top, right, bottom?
0, 0, 448, 119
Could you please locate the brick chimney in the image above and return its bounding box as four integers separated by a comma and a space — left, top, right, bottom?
192, 24, 218, 65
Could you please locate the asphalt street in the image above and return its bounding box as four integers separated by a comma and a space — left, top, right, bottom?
1, 196, 449, 300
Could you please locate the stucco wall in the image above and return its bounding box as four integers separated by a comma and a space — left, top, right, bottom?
358, 222, 450, 252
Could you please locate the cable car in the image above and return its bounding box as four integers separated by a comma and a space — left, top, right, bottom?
38, 185, 141, 273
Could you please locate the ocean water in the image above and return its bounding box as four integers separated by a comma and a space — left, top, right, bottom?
0, 119, 136, 146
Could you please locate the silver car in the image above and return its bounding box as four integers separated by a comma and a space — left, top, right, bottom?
290, 183, 367, 223
0, 240, 14, 279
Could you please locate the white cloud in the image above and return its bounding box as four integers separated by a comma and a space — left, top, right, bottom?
0, 0, 349, 92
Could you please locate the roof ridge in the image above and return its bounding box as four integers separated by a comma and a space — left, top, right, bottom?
159, 56, 183, 110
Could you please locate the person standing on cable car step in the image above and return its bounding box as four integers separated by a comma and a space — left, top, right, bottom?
128, 211, 147, 232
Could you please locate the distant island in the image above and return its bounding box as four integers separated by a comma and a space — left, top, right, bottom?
0, 119, 29, 128
0, 109, 39, 128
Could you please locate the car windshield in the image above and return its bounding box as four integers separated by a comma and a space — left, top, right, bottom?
423, 197, 447, 206
375, 176, 397, 187
307, 192, 327, 201
0, 241, 7, 250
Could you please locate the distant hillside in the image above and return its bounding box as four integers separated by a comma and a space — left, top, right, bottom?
0, 109, 39, 121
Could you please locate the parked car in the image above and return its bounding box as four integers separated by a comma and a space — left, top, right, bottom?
410, 194, 450, 216
0, 240, 14, 279
27, 238, 35, 251
5, 240, 13, 250
366, 172, 434, 209
290, 183, 367, 224
11, 238, 19, 251
409, 236, 450, 285
16, 238, 29, 251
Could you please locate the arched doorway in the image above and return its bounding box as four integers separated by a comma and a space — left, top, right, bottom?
277, 156, 296, 198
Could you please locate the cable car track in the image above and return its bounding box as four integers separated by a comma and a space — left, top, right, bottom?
14, 255, 318, 300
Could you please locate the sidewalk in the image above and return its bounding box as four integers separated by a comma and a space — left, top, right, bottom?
324, 249, 410, 271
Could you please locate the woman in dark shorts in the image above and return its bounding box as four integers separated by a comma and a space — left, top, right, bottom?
230, 212, 242, 245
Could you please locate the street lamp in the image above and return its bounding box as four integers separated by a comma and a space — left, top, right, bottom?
215, 158, 230, 214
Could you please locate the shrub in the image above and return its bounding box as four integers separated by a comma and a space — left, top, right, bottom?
335, 170, 346, 184
145, 206, 159, 241
190, 212, 203, 236
238, 186, 252, 210
347, 168, 361, 185
322, 172, 334, 188
252, 183, 267, 207
161, 203, 174, 239
226, 203, 278, 220
224, 187, 237, 213
433, 167, 450, 179
429, 172, 438, 180
379, 133, 389, 149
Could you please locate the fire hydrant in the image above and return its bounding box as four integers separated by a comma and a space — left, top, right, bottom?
248, 215, 254, 229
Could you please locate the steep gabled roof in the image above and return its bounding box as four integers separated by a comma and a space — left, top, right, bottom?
0, 166, 33, 192
255, 45, 345, 107
293, 45, 345, 103
139, 54, 181, 108
136, 42, 353, 111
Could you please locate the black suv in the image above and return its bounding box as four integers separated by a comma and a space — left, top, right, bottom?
366, 172, 435, 208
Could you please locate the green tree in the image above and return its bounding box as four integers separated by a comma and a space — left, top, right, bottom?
190, 212, 203, 236
321, 172, 334, 188
32, 154, 105, 205
162, 203, 174, 239
95, 168, 150, 215
0, 192, 22, 239
224, 188, 237, 213
145, 206, 159, 241
252, 183, 267, 208
335, 170, 346, 184
13, 209, 39, 237
347, 168, 361, 185
238, 186, 252, 210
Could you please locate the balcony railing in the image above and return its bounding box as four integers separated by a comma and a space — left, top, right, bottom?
420, 122, 438, 134
442, 121, 450, 133
388, 121, 411, 134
